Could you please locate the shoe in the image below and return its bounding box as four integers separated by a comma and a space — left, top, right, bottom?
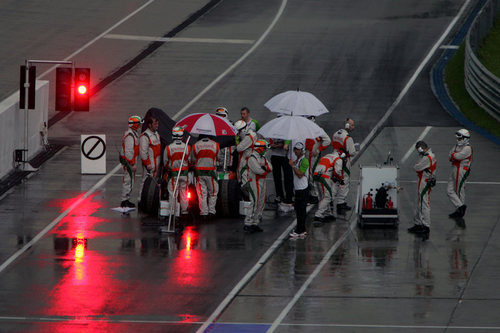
324, 214, 336, 221
449, 210, 461, 218
250, 225, 263, 232
417, 226, 430, 234
308, 196, 319, 204
200, 215, 209, 222
408, 224, 423, 233
314, 216, 326, 223
209, 213, 216, 220
121, 200, 135, 208
274, 196, 282, 204
243, 225, 253, 233
459, 205, 467, 217
337, 203, 351, 211
290, 230, 307, 238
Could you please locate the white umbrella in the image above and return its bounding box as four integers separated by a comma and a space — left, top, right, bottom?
257, 115, 328, 141
264, 90, 329, 117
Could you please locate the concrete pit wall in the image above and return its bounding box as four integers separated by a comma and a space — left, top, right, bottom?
0, 80, 49, 179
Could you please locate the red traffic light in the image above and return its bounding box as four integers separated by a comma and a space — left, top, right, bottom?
77, 84, 88, 95
74, 68, 90, 111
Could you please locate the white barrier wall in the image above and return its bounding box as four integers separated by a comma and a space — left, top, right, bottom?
0, 80, 49, 179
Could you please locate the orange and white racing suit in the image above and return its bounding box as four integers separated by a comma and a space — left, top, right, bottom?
332, 128, 356, 204
193, 138, 220, 216
236, 129, 257, 186
245, 151, 272, 226
139, 128, 161, 197
447, 143, 472, 209
414, 149, 437, 227
306, 131, 331, 198
120, 128, 139, 202
314, 152, 343, 218
164, 139, 191, 215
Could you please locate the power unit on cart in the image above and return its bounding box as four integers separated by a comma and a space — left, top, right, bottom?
357, 164, 399, 228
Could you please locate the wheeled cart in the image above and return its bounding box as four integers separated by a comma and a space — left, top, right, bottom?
357, 164, 399, 228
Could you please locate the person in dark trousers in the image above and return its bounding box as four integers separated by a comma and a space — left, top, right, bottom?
270, 138, 293, 204
289, 142, 309, 239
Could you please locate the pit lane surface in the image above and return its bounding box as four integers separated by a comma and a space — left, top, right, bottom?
1, 0, 499, 332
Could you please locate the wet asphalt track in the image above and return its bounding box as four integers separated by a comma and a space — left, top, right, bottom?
0, 0, 499, 332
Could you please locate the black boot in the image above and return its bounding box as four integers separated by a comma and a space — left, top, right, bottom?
337, 203, 352, 211
449, 209, 461, 218
121, 200, 135, 208
408, 224, 423, 233
458, 205, 467, 217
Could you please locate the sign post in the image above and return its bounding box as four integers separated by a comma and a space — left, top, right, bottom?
81, 134, 106, 174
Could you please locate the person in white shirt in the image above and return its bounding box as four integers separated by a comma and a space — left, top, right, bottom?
289, 142, 309, 238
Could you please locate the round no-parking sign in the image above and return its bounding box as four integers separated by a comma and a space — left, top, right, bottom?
81, 134, 106, 174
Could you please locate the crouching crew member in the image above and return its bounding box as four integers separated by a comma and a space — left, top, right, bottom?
408, 141, 437, 236
244, 139, 272, 233
164, 126, 191, 219
193, 135, 220, 219
313, 151, 344, 224
447, 129, 472, 218
305, 116, 331, 204
120, 115, 142, 208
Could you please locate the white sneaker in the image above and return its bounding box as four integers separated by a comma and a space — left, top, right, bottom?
289, 230, 307, 239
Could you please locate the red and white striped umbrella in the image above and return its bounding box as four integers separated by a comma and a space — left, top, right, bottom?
175, 113, 237, 136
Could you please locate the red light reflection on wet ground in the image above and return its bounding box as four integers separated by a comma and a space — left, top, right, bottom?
48, 193, 108, 239
171, 226, 202, 289
42, 193, 129, 319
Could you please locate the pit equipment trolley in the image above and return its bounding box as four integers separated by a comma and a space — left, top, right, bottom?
357, 164, 399, 228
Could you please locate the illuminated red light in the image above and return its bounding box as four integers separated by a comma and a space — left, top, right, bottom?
187, 191, 192, 199
77, 85, 87, 95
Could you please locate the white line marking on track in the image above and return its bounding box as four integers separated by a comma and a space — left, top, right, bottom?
104, 34, 254, 44
0, 164, 122, 275
400, 126, 432, 164
399, 180, 500, 185
173, 0, 288, 121
0, 316, 499, 330
37, 0, 155, 79
267, 216, 358, 332
195, 208, 311, 333
281, 323, 500, 330
358, 0, 472, 153
440, 44, 460, 49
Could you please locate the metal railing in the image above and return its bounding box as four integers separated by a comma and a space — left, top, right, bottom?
465, 0, 500, 121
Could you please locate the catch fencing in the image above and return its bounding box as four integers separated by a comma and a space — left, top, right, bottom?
465, 0, 500, 121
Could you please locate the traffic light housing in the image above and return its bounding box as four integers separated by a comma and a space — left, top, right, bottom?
55, 67, 72, 111
74, 68, 90, 111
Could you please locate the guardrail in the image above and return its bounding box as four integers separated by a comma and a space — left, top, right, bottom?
464, 0, 500, 121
